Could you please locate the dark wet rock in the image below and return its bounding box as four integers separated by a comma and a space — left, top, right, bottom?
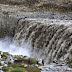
0, 51, 41, 72
14, 60, 24, 63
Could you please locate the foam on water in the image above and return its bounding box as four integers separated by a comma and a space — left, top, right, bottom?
0, 37, 31, 57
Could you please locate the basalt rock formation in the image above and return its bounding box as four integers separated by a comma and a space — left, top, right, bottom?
13, 19, 72, 63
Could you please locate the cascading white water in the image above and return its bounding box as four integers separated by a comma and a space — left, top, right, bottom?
0, 36, 31, 57
13, 19, 72, 63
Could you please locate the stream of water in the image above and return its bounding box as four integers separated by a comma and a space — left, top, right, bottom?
0, 37, 72, 72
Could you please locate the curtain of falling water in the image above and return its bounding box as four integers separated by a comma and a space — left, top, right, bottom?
13, 19, 72, 63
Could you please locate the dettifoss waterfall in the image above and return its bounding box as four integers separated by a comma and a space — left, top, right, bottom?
13, 19, 72, 63
0, 13, 72, 64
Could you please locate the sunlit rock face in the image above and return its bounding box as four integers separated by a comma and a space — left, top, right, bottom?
13, 19, 72, 63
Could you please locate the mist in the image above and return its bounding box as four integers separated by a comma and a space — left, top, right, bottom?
0, 36, 31, 57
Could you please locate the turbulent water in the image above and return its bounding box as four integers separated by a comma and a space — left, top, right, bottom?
0, 36, 31, 57
13, 19, 72, 63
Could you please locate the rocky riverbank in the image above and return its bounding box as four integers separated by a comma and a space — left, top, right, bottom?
0, 51, 41, 72
0, 51, 72, 72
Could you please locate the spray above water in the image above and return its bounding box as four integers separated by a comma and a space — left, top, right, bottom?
0, 37, 31, 57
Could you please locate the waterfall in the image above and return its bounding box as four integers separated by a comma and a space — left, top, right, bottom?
0, 13, 72, 63
13, 19, 72, 63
